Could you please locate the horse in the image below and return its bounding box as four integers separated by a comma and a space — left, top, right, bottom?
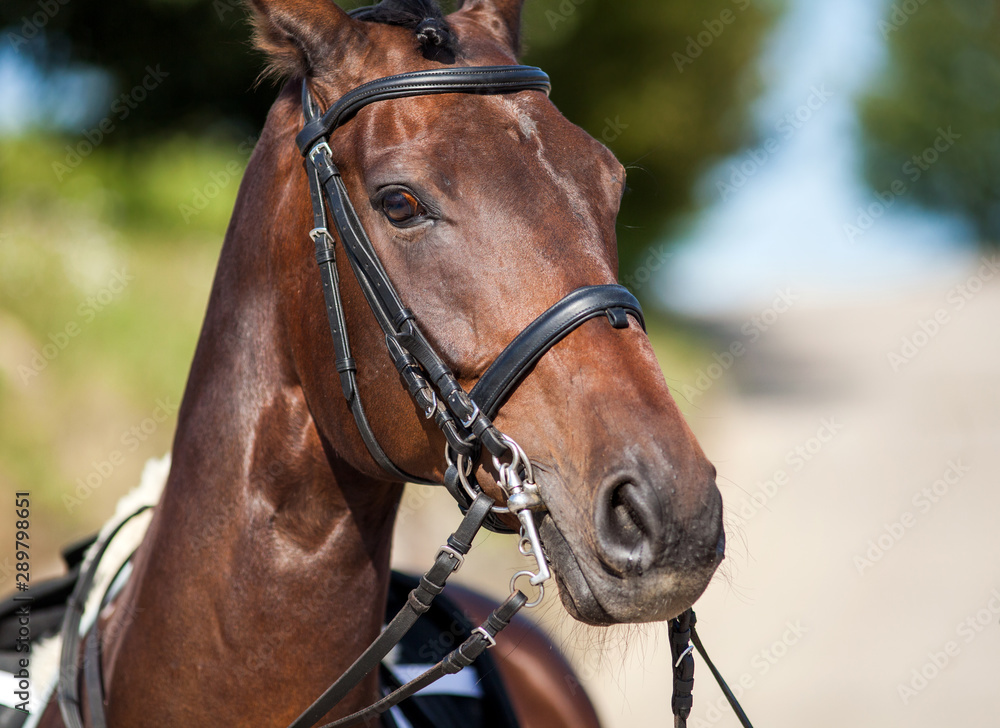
30, 0, 725, 725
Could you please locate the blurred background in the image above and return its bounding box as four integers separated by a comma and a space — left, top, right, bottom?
1, 0, 998, 725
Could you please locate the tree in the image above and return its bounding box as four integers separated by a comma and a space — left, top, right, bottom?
1, 0, 778, 277
520, 0, 777, 275
2, 0, 275, 138
860, 1, 1000, 246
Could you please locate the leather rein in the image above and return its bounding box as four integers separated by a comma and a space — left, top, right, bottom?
58, 62, 753, 728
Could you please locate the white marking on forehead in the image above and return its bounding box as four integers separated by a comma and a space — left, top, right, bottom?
498, 96, 540, 142
494, 97, 601, 241
517, 108, 539, 140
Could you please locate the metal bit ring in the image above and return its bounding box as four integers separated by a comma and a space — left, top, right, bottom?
510, 570, 546, 609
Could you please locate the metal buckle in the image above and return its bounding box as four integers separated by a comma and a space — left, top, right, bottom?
459, 401, 480, 429
437, 544, 465, 572
309, 227, 331, 243
473, 626, 497, 648
423, 389, 438, 419
309, 141, 333, 165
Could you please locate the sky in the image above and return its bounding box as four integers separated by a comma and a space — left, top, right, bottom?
0, 0, 981, 319
657, 0, 978, 317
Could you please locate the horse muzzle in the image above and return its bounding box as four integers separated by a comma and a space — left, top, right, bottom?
537, 469, 725, 626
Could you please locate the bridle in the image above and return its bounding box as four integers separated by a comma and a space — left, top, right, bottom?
298, 63, 643, 530
58, 60, 753, 728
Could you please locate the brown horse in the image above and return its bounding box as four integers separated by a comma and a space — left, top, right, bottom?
35, 0, 724, 725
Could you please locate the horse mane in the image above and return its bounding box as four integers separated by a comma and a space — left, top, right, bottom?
352, 0, 458, 59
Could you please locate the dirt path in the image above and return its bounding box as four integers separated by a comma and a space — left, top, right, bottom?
672, 263, 1000, 728
394, 259, 1000, 726
5, 255, 994, 726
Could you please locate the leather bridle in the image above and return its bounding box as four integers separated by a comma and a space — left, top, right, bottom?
59, 59, 754, 728
298, 64, 644, 534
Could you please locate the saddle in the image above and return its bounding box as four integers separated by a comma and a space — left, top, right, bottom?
0, 541, 519, 728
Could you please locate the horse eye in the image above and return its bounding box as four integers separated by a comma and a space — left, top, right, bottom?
381, 190, 425, 225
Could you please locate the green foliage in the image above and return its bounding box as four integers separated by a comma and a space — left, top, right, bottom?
2, 0, 778, 286
2, 0, 271, 137
520, 0, 778, 275
860, 0, 1000, 245
0, 136, 222, 529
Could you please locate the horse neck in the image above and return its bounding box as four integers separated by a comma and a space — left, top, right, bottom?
102, 93, 403, 724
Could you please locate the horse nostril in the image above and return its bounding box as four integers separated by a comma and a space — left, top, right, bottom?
595, 471, 725, 579
598, 480, 663, 576
610, 482, 648, 544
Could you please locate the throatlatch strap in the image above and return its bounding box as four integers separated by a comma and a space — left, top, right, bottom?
286, 494, 495, 728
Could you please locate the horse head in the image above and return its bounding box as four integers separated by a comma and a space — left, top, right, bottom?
245, 0, 724, 626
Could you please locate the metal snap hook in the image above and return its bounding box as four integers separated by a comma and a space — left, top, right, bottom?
518, 528, 533, 556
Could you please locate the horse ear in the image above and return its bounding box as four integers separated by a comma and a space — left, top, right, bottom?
456, 0, 524, 54
246, 0, 367, 79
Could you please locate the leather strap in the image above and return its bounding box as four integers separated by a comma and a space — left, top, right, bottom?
670, 610, 695, 726
286, 494, 495, 728
305, 136, 435, 485
84, 627, 109, 728
317, 590, 528, 728
58, 506, 151, 728
297, 66, 551, 153
308, 140, 509, 466
690, 619, 755, 728
469, 285, 644, 419
671, 609, 755, 728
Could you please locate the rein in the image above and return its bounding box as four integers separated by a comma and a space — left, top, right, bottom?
58, 60, 754, 728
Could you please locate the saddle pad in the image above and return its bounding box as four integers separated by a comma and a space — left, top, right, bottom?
380, 572, 520, 728
0, 453, 521, 728
0, 572, 522, 728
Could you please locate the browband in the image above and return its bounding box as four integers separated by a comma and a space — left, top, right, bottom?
296, 65, 551, 154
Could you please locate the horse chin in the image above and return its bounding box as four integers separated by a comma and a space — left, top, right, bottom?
539, 516, 717, 626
